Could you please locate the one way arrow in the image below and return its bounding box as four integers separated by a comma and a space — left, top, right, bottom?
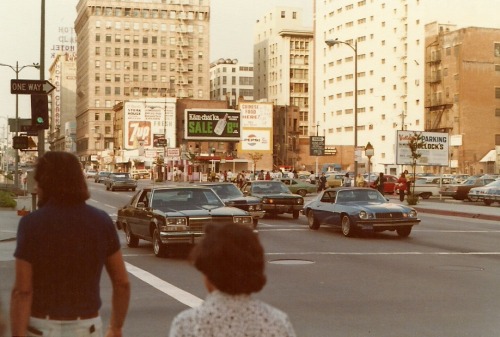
10, 79, 56, 95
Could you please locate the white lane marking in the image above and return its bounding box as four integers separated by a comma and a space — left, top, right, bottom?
125, 262, 203, 308
266, 251, 500, 256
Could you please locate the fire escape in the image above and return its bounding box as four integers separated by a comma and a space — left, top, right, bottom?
424, 40, 453, 132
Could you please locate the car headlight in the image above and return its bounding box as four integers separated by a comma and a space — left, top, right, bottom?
408, 210, 417, 218
233, 216, 253, 226
262, 198, 272, 204
359, 211, 374, 219
162, 217, 188, 231
296, 198, 304, 205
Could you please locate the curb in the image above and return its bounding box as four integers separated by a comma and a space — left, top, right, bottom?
414, 207, 500, 222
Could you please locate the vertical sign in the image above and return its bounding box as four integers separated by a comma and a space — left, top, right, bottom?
310, 136, 325, 156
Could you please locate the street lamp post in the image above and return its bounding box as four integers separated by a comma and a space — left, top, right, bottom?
365, 142, 374, 186
325, 38, 358, 179
0, 62, 40, 188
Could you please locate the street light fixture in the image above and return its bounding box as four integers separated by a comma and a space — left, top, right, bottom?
0, 62, 40, 189
365, 142, 374, 185
325, 38, 358, 179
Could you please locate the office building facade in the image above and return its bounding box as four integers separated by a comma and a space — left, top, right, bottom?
74, 0, 210, 168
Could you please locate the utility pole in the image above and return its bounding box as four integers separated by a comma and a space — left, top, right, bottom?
38, 0, 46, 158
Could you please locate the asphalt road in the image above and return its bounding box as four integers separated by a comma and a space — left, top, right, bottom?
1, 180, 500, 336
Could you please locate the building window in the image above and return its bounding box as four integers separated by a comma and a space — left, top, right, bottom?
495, 43, 500, 57
281, 11, 285, 18
496, 87, 500, 99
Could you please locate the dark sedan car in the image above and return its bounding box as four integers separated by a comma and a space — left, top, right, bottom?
440, 177, 496, 200
116, 186, 253, 257
241, 180, 304, 219
105, 172, 137, 191
303, 187, 420, 237
196, 182, 264, 227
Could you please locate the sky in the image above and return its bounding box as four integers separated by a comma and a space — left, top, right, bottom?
0, 0, 499, 134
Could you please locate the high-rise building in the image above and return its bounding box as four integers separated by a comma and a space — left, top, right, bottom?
254, 7, 313, 138
425, 23, 500, 175
209, 58, 254, 107
315, 0, 500, 175
48, 53, 77, 152
74, 0, 210, 168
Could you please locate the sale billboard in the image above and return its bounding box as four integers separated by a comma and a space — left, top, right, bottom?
184, 109, 241, 141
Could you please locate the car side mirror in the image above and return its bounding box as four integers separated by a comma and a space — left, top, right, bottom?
137, 202, 146, 208
243, 190, 249, 196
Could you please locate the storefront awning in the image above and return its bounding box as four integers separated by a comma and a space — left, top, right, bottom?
479, 150, 496, 162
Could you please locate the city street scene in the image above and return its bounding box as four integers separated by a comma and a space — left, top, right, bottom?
0, 0, 499, 336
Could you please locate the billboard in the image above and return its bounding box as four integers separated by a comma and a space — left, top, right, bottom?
185, 109, 240, 141
396, 130, 449, 166
241, 129, 271, 151
239, 102, 273, 128
123, 100, 176, 150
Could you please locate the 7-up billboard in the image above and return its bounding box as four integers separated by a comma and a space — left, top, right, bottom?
184, 109, 241, 141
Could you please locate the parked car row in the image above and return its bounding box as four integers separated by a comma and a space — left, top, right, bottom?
467, 179, 500, 206
439, 177, 496, 200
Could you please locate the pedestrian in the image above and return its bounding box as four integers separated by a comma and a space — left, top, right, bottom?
318, 172, 327, 192
10, 151, 130, 337
356, 173, 365, 187
374, 172, 386, 195
169, 223, 297, 337
404, 169, 411, 192
342, 173, 351, 187
258, 170, 265, 180
309, 170, 316, 185
398, 172, 408, 202
265, 171, 271, 180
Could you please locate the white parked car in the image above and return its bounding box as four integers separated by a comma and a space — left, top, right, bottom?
85, 170, 98, 179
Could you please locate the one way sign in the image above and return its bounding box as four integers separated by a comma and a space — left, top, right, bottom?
10, 79, 56, 95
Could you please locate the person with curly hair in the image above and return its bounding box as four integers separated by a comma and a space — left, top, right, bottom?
169, 224, 296, 337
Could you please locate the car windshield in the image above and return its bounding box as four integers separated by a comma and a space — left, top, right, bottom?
335, 189, 385, 203
208, 184, 243, 199
252, 181, 291, 194
112, 173, 131, 180
461, 179, 477, 185
151, 188, 224, 211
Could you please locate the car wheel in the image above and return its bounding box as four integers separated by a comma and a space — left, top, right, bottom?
307, 210, 320, 230
252, 218, 258, 229
420, 192, 432, 200
124, 224, 139, 248
396, 226, 412, 237
132, 188, 136, 192
297, 189, 307, 197
106, 185, 110, 191
292, 210, 300, 219
468, 196, 478, 202
341, 215, 356, 237
484, 200, 493, 206
153, 228, 167, 257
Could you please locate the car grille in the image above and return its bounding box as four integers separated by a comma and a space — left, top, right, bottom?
375, 212, 404, 219
188, 216, 237, 231
268, 198, 298, 205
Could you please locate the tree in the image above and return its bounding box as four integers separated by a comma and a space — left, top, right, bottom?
247, 152, 263, 173
406, 131, 426, 205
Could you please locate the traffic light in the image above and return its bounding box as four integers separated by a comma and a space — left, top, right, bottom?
31, 94, 49, 129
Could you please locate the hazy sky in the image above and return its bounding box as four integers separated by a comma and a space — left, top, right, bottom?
0, 0, 498, 128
